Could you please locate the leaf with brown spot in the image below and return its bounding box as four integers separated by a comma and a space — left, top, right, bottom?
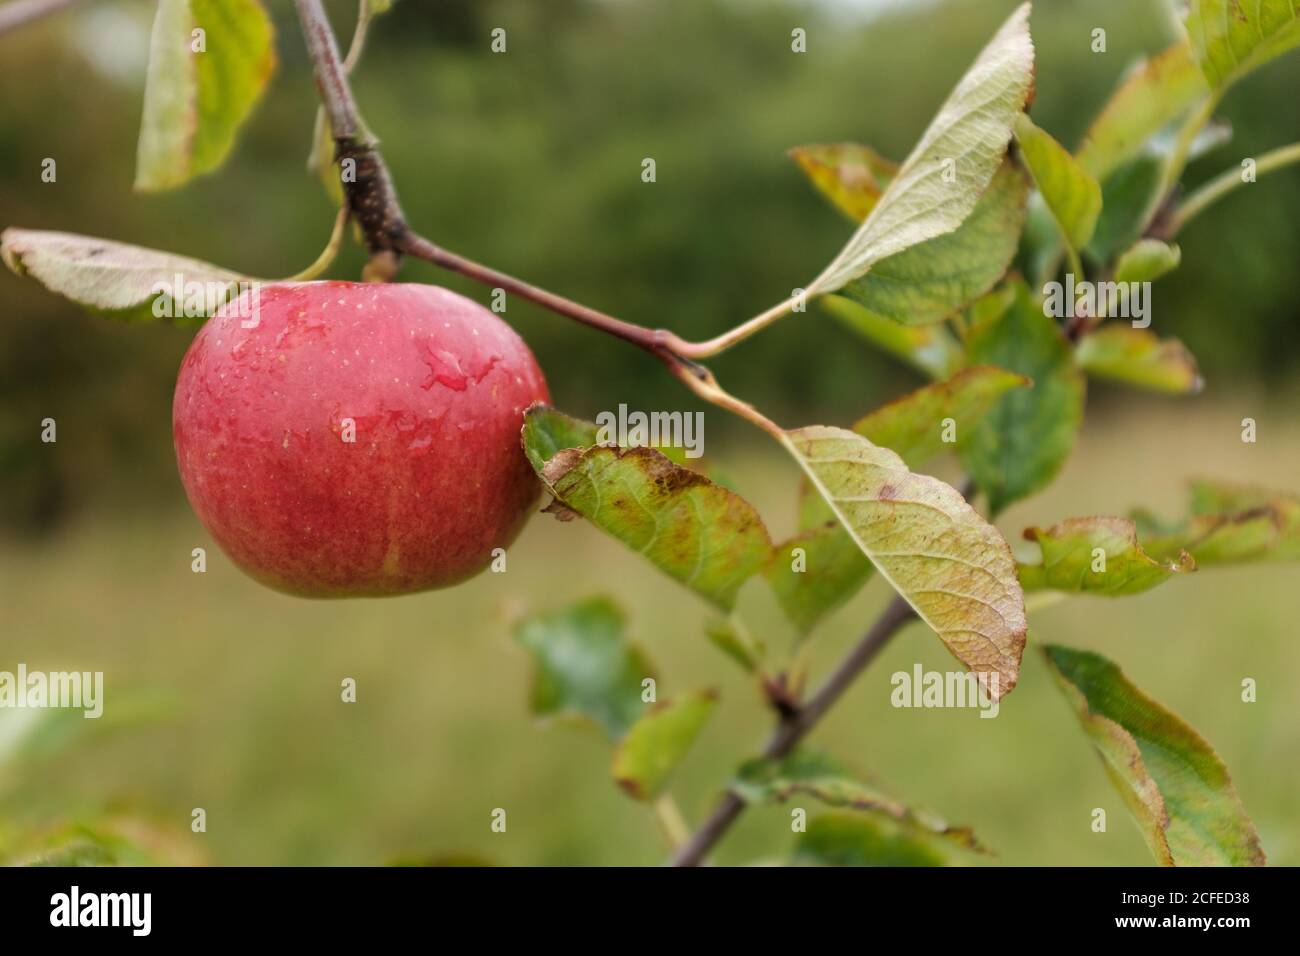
783, 425, 1026, 699
1019, 516, 1194, 596
788, 143, 899, 221
522, 406, 773, 611
1077, 326, 1203, 395
1134, 480, 1300, 565
770, 366, 1027, 637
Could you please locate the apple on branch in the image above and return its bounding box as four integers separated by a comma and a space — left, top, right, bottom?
173, 281, 550, 597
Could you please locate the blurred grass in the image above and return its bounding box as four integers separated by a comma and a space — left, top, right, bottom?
2, 392, 1297, 866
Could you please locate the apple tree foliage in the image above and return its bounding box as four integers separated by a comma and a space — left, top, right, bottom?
4, 0, 1300, 866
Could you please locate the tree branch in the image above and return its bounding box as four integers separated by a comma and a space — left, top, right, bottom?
291, 0, 805, 356
294, 0, 406, 278
1171, 141, 1300, 234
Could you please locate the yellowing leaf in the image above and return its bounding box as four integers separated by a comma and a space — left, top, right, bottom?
1186, 0, 1300, 91
1019, 516, 1194, 595
1, 227, 247, 323
1076, 42, 1209, 180
136, 0, 276, 191
1014, 113, 1102, 252
783, 426, 1026, 698
1043, 644, 1266, 866
1136, 481, 1300, 565
611, 691, 716, 801
806, 3, 1035, 296
522, 406, 772, 611
822, 295, 962, 379
1077, 326, 1202, 395
837, 161, 1030, 326
769, 366, 1026, 637
788, 143, 899, 221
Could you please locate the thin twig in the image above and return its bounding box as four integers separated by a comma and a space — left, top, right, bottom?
1171, 141, 1300, 234
0, 0, 84, 37
291, 0, 800, 349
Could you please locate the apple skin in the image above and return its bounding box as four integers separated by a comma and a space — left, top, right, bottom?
172, 281, 549, 597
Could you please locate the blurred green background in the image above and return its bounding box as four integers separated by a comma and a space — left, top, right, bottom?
1, 0, 1297, 865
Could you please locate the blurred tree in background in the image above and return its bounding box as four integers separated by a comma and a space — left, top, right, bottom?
2, 0, 1298, 534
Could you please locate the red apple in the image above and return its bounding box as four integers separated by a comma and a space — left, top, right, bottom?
172, 281, 549, 597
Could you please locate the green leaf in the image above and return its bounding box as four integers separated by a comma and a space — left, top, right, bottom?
766, 524, 873, 636
1043, 644, 1266, 866
852, 365, 1030, 467
611, 690, 716, 801
1186, 0, 1300, 91
1113, 238, 1182, 284
1076, 42, 1210, 180
959, 279, 1086, 515
1086, 153, 1167, 263
805, 3, 1035, 297
783, 425, 1027, 697
520, 404, 600, 473
1018, 192, 1065, 287
836, 161, 1030, 326
793, 813, 946, 867
788, 143, 898, 221
513, 596, 654, 741
1136, 481, 1300, 565
734, 750, 987, 853
702, 618, 766, 674
135, 0, 276, 191
0, 228, 248, 323
821, 295, 962, 379
1014, 114, 1103, 252
522, 407, 772, 611
1019, 516, 1194, 595
1077, 326, 1203, 395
